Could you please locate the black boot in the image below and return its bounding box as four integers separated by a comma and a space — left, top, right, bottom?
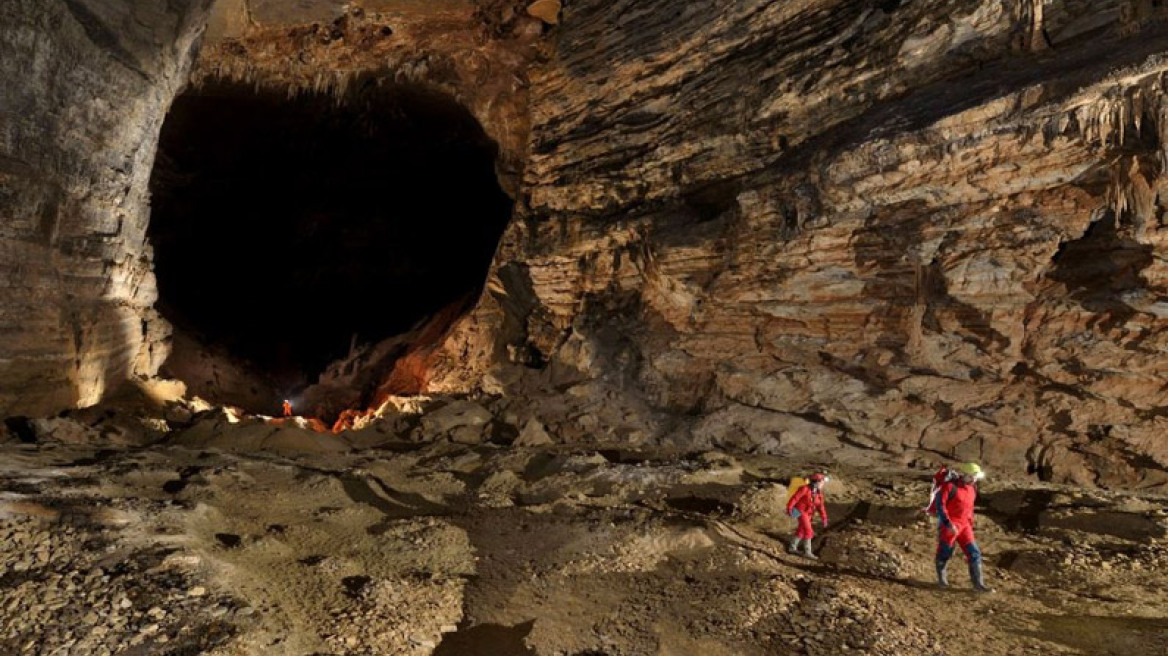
969, 559, 993, 593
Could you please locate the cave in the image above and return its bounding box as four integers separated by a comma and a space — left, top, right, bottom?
147, 79, 512, 414
7, 1, 1168, 652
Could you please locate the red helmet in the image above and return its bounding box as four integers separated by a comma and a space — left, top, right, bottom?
808, 473, 829, 483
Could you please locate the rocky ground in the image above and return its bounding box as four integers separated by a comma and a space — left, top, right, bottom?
2, 394, 1168, 656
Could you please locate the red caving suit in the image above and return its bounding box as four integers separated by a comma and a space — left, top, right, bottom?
787, 484, 828, 540
935, 480, 978, 557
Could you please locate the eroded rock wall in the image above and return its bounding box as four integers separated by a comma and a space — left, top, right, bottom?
430, 0, 1168, 488
0, 0, 213, 415
6, 0, 1168, 489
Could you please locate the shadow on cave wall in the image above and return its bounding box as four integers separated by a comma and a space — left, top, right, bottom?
850, 200, 1009, 382
1047, 208, 1154, 329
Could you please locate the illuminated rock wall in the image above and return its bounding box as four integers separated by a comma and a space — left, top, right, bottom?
0, 0, 213, 415
432, 0, 1168, 488
5, 0, 1168, 488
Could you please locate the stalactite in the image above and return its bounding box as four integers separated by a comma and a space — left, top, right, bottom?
1031, 0, 1047, 52
1041, 72, 1168, 160
1108, 155, 1158, 230
1020, 0, 1049, 53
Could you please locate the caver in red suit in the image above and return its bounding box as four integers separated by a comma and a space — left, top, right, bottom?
935, 465, 992, 592
786, 474, 829, 559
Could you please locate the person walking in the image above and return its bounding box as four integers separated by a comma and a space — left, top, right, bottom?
786, 473, 830, 559
934, 462, 993, 592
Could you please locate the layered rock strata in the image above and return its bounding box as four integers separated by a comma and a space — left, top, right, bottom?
430, 0, 1168, 488
0, 0, 213, 415
6, 1, 1168, 489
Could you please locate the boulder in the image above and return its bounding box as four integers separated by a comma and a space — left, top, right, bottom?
419, 401, 493, 438
526, 0, 561, 25
514, 419, 553, 447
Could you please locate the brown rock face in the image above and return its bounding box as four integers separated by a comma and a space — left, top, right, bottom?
430, 0, 1168, 488
5, 0, 1168, 488
192, 0, 539, 194
0, 0, 213, 415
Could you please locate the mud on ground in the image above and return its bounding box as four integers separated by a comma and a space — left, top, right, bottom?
2, 434, 1167, 656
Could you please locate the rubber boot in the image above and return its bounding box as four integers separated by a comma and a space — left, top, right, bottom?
936, 542, 954, 589
789, 537, 802, 554
802, 539, 818, 560
969, 560, 993, 593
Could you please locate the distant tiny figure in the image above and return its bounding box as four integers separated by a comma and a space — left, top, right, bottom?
786, 472, 830, 559
930, 462, 992, 592
282, 399, 293, 417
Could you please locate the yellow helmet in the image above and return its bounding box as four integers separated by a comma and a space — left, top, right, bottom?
955, 462, 985, 481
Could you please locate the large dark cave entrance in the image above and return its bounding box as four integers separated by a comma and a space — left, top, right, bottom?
148, 79, 512, 416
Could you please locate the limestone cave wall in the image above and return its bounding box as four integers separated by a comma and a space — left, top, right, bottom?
0, 0, 213, 416
5, 0, 1168, 488
430, 0, 1168, 488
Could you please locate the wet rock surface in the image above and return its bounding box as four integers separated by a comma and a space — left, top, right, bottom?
2, 414, 1166, 655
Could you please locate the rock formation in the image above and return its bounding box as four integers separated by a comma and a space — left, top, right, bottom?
4, 0, 1168, 488
432, 0, 1168, 489
0, 0, 213, 415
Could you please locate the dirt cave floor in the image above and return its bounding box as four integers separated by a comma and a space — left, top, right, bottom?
2, 431, 1168, 656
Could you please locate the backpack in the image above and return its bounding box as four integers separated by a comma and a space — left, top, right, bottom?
786, 476, 808, 505
924, 465, 951, 515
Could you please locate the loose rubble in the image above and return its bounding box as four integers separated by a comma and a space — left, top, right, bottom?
1, 402, 1166, 655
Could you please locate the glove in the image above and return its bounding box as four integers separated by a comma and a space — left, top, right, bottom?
822, 520, 828, 529
790, 509, 801, 519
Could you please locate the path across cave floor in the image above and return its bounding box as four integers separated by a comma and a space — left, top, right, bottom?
1, 440, 1166, 656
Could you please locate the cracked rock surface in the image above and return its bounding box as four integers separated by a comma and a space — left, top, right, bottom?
429, 0, 1168, 489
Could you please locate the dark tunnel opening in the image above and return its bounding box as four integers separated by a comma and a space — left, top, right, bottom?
147, 79, 513, 415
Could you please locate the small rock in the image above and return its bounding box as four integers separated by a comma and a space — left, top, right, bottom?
514, 419, 553, 447
527, 0, 561, 25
